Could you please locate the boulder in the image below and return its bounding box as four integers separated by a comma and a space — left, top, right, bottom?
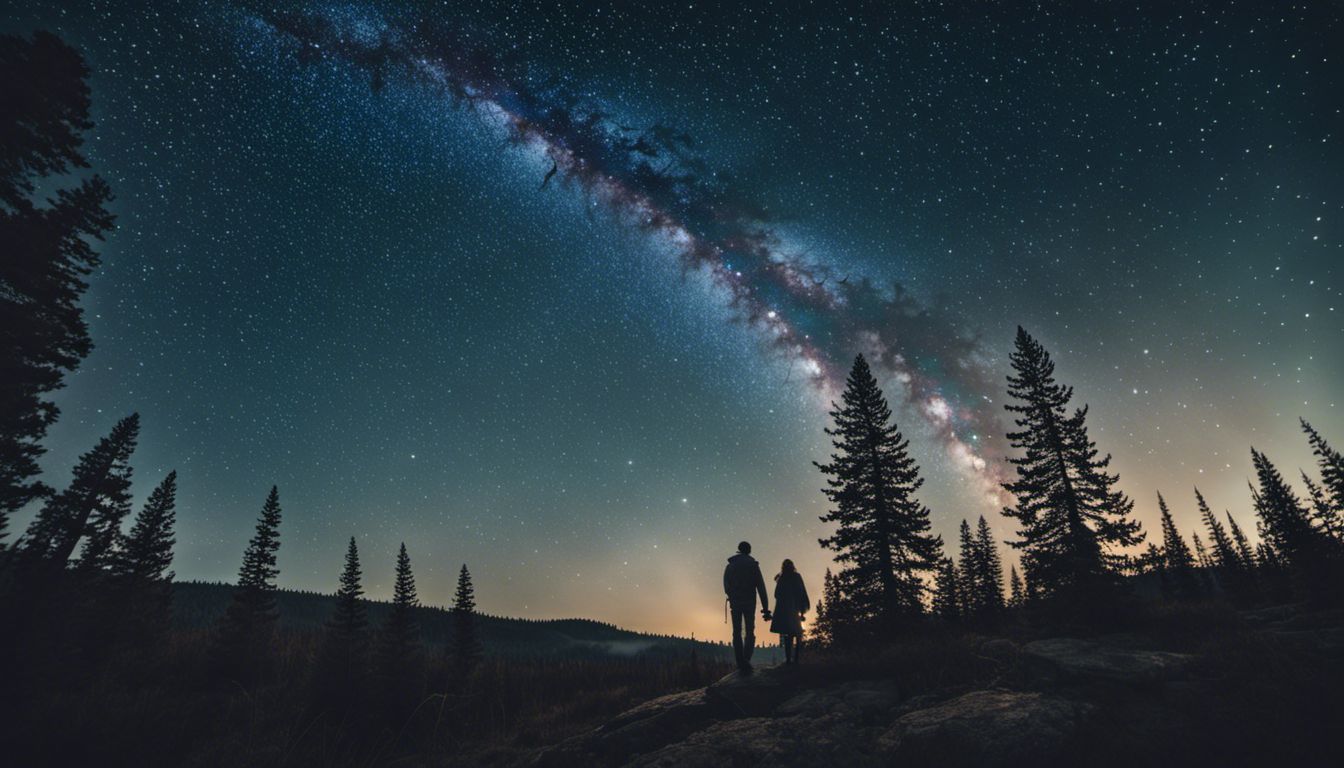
881, 689, 1091, 767
979, 637, 1021, 661
630, 714, 882, 768
1022, 637, 1191, 684
1262, 627, 1344, 657
775, 679, 902, 724
530, 688, 717, 767
705, 665, 801, 717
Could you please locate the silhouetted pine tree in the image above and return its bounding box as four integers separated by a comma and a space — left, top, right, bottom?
450, 563, 483, 676
931, 557, 960, 621
1197, 489, 1237, 572
1250, 449, 1340, 603
1250, 450, 1313, 561
111, 470, 177, 645
956, 520, 978, 612
0, 32, 116, 538
1008, 565, 1025, 607
957, 517, 1005, 618
1196, 489, 1242, 597
1157, 492, 1198, 598
213, 486, 282, 677
974, 516, 1006, 614
1001, 328, 1143, 602
22, 413, 138, 566
114, 471, 177, 582
376, 543, 422, 712
811, 569, 840, 646
1301, 473, 1344, 543
1192, 532, 1211, 570
1225, 510, 1260, 598
816, 355, 943, 625
314, 537, 368, 708
1302, 419, 1344, 523
1226, 511, 1257, 570
1191, 532, 1215, 592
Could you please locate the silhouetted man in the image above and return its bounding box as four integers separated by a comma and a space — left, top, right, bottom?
723, 541, 770, 673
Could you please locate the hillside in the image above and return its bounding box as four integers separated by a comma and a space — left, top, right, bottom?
529, 603, 1344, 767
172, 581, 764, 662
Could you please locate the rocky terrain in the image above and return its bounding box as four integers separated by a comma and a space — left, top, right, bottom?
528, 606, 1344, 767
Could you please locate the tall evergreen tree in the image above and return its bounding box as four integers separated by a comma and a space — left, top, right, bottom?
1251, 451, 1318, 563
1001, 328, 1143, 600
1226, 511, 1257, 570
811, 568, 844, 647
1196, 488, 1244, 597
22, 413, 138, 566
376, 542, 421, 701
1157, 492, 1198, 597
110, 471, 178, 647
213, 486, 283, 676
816, 355, 943, 624
1191, 532, 1215, 592
315, 537, 369, 706
450, 563, 483, 676
974, 516, 1006, 614
1196, 489, 1238, 572
1301, 419, 1344, 515
1191, 532, 1211, 570
0, 32, 117, 538
1008, 565, 1025, 607
958, 516, 1005, 617
1250, 449, 1339, 601
1301, 473, 1344, 542
931, 557, 961, 621
956, 520, 978, 612
113, 470, 177, 583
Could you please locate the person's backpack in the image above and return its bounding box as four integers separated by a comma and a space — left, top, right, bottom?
725, 557, 757, 600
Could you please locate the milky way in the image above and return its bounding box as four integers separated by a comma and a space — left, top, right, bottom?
249, 6, 1004, 496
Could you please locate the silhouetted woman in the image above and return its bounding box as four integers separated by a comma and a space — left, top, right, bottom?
769, 559, 810, 665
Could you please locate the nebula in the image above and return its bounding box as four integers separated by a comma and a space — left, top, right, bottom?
249, 6, 1007, 502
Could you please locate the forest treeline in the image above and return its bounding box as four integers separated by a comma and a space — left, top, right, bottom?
169, 581, 733, 659
808, 336, 1344, 647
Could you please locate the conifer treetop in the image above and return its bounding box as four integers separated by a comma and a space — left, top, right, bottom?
115, 469, 178, 582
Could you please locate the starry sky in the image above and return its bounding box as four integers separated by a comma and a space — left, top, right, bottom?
4, 0, 1341, 640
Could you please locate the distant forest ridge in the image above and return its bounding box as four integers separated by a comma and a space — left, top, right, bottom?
172, 581, 740, 661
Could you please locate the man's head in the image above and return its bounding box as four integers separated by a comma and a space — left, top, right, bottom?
738, 541, 751, 555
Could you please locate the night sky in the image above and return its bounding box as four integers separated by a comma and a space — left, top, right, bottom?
5, 0, 1341, 639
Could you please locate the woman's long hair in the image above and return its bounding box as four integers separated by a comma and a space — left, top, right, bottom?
774, 558, 796, 582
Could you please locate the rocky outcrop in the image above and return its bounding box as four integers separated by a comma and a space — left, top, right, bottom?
881, 689, 1091, 767
531, 688, 719, 767
1240, 606, 1344, 658
703, 666, 803, 716
527, 633, 1229, 767
774, 679, 901, 723
1021, 637, 1191, 684
629, 714, 880, 767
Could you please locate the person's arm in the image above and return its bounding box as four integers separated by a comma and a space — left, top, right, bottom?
799, 578, 810, 615
723, 564, 731, 597
755, 563, 769, 611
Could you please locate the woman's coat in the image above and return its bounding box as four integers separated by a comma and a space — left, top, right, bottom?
769, 571, 810, 636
